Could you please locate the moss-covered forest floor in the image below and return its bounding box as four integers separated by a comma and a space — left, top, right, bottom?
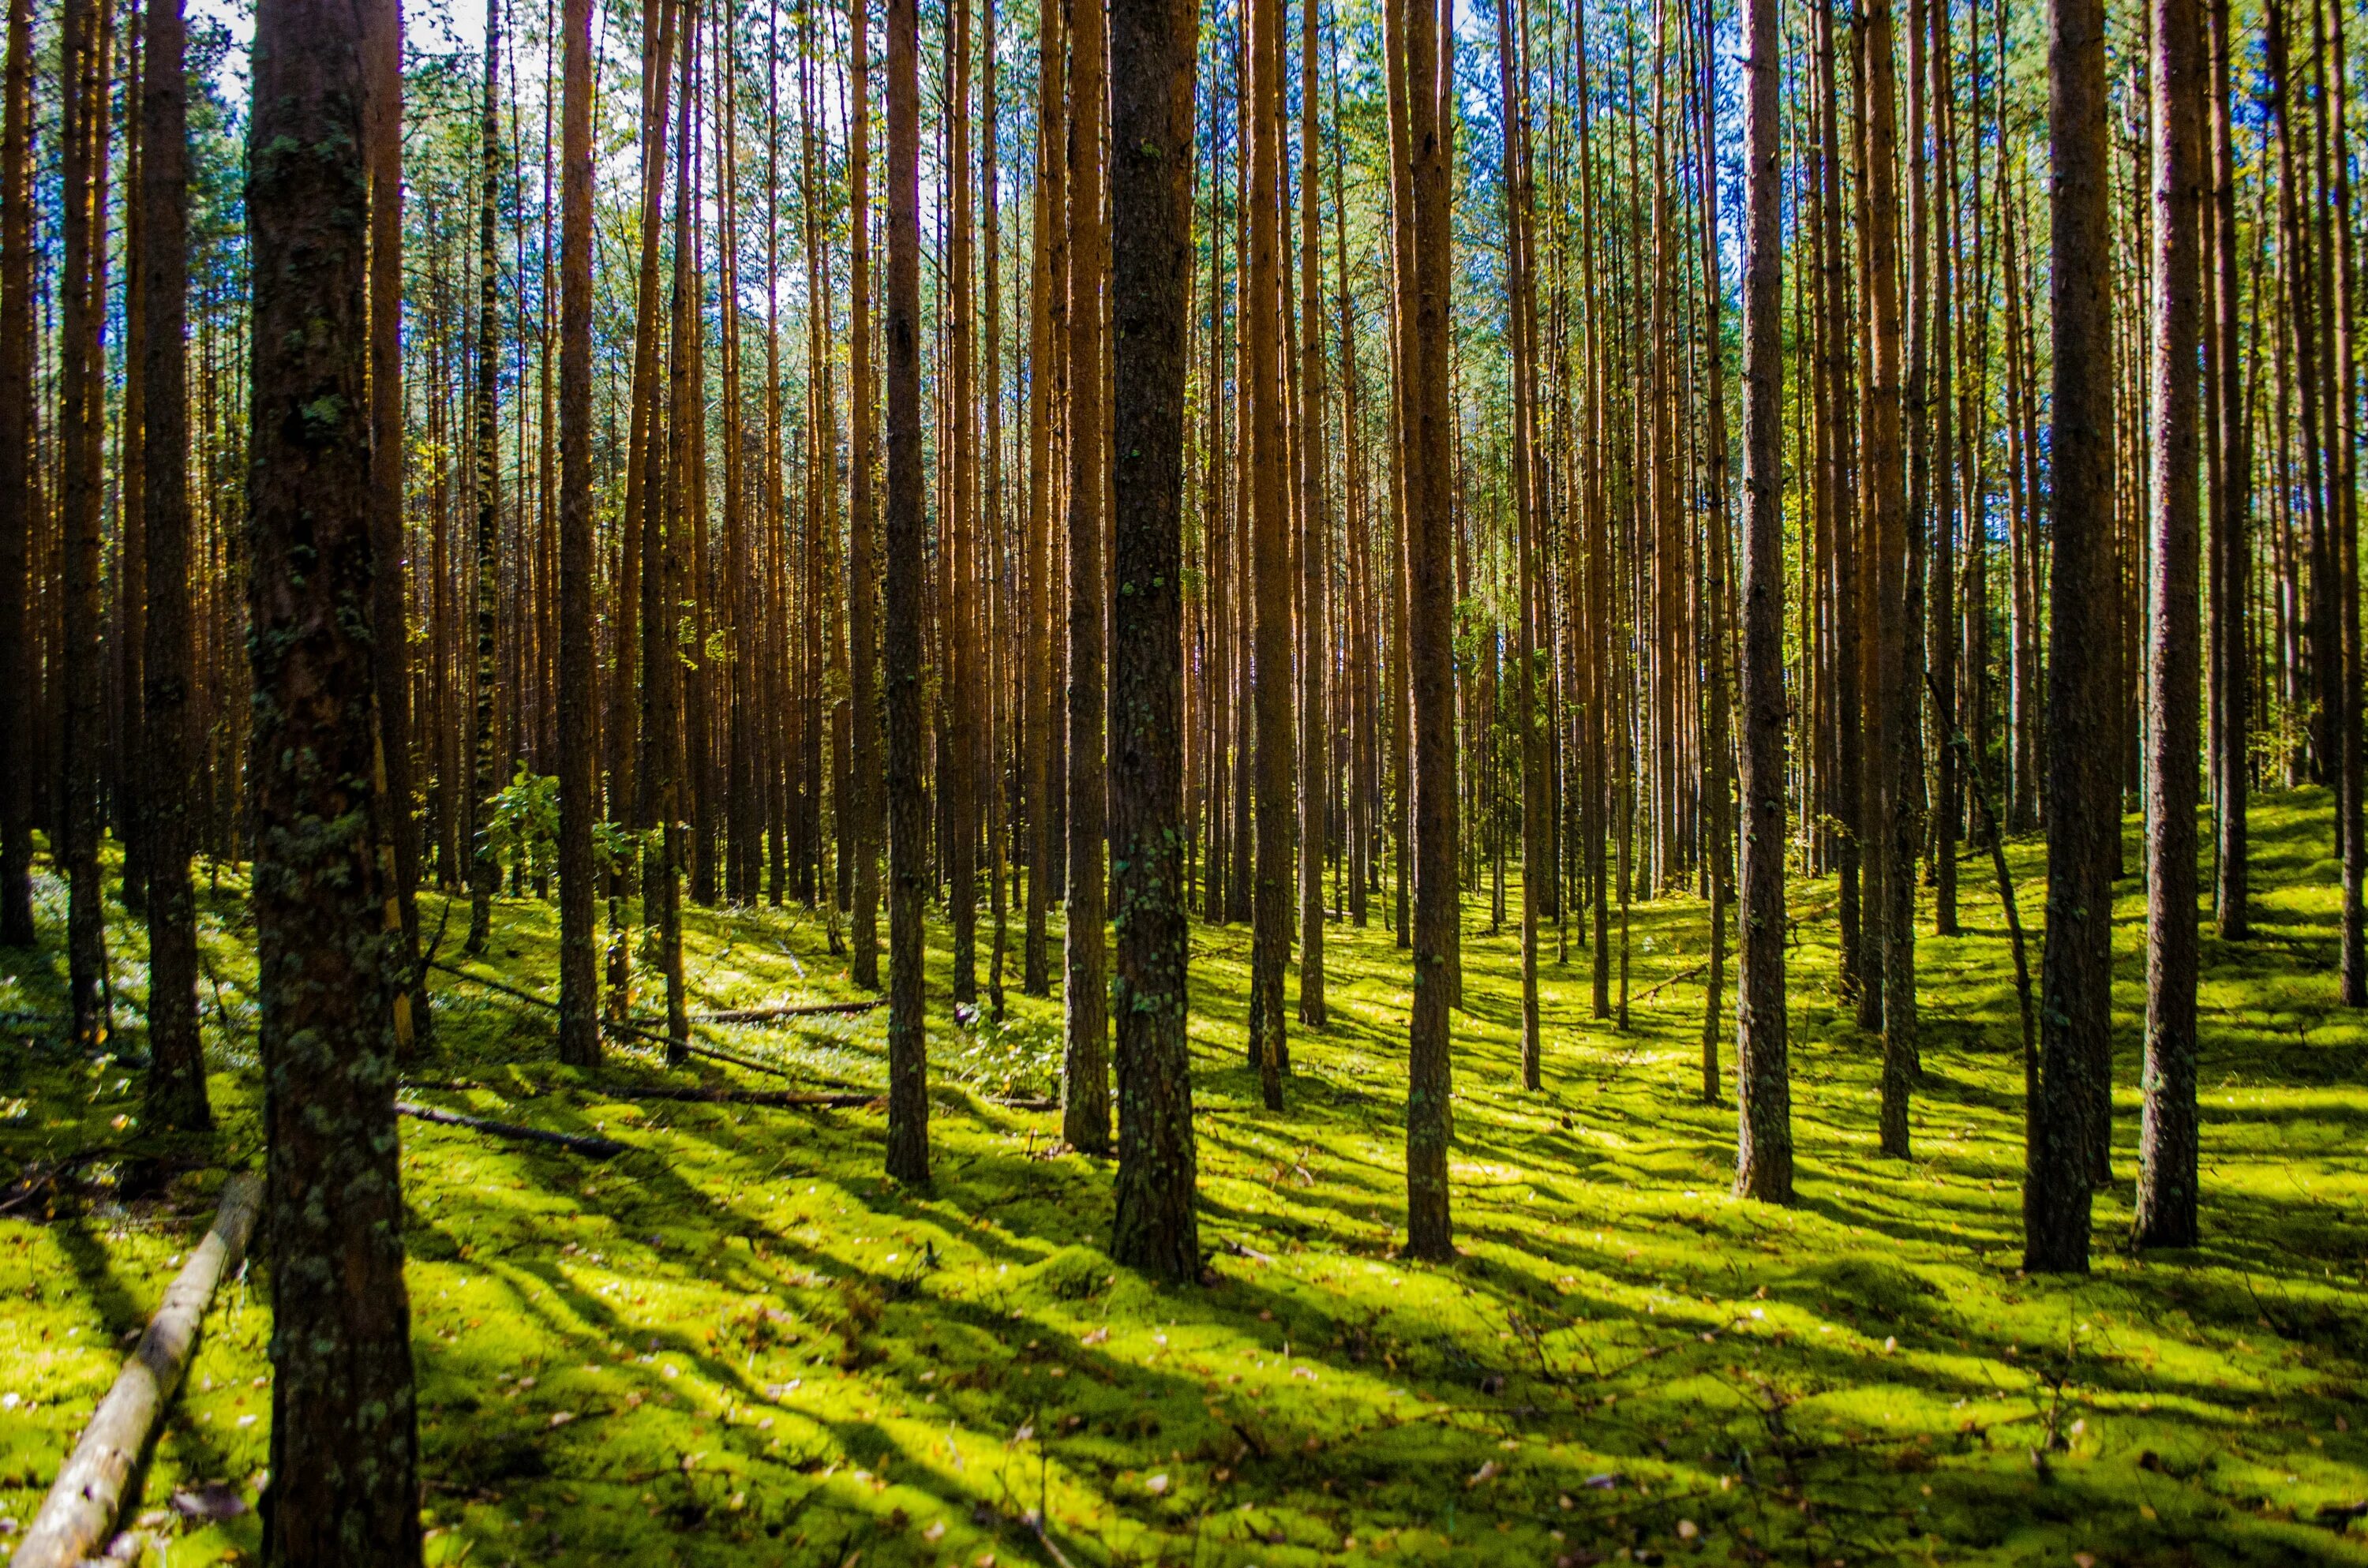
4, 794, 2367, 1566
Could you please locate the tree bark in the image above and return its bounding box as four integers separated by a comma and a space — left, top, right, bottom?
367, 0, 423, 1039
140, 0, 208, 1130
1247, 0, 1295, 1113
2028, 0, 2115, 1274
849, 0, 882, 990
58, 0, 111, 1051
1022, 0, 1064, 996
1396, 0, 1457, 1260
0, 0, 28, 949
1733, 0, 1790, 1204
556, 0, 598, 1066
464, 0, 504, 959
2135, 0, 2203, 1249
884, 0, 931, 1185
2206, 0, 2248, 939
1065, 0, 1115, 1153
1295, 0, 1328, 1031
1107, 0, 1201, 1281
247, 0, 424, 1549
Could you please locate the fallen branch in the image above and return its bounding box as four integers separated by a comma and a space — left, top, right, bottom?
11, 1173, 264, 1568
396, 1101, 628, 1158
1636, 960, 1710, 1004
673, 998, 882, 1024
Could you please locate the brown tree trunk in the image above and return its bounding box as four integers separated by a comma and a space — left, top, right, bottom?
884, 0, 931, 1185
1733, 0, 1789, 1203
1861, 0, 1915, 1158
1247, 0, 1295, 1113
1065, 0, 1114, 1151
0, 0, 28, 949
1107, 0, 1201, 1281
246, 0, 423, 1551
464, 0, 504, 958
58, 0, 111, 1050
1295, 0, 1328, 1030
2028, 0, 2115, 1274
1022, 0, 1063, 994
2207, 0, 2249, 938
1395, 0, 1456, 1259
139, 0, 207, 1129
849, 0, 882, 989
2135, 0, 2203, 1249
947, 0, 980, 1004
556, 0, 598, 1065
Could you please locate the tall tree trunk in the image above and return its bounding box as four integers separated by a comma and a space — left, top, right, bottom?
0, 0, 28, 949
466, 0, 504, 957
1497, 0, 1543, 1091
884, 0, 931, 1185
850, 0, 882, 990
1247, 0, 1295, 1113
367, 0, 424, 1039
1733, 0, 1789, 1203
140, 0, 207, 1130
556, 0, 599, 1065
247, 0, 423, 1552
1023, 0, 1064, 994
1295, 0, 1328, 1030
613, 0, 678, 832
1864, 0, 1916, 1158
947, 0, 979, 1004
2028, 0, 2115, 1274
2206, 0, 2248, 938
1065, 0, 1115, 1151
1107, 0, 1201, 1281
2135, 0, 2203, 1248
1396, 0, 1457, 1260
58, 0, 111, 1050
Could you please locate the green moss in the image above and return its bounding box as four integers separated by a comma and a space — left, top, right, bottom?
2, 795, 2367, 1564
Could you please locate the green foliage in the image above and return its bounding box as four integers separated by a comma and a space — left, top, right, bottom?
484, 765, 560, 888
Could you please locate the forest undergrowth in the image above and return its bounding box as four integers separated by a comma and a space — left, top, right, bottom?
2, 794, 2366, 1566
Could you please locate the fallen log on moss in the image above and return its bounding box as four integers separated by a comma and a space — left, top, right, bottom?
10, 1172, 264, 1568
396, 1100, 628, 1158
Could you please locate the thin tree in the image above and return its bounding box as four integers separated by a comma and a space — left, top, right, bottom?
2206, 0, 2248, 939
1863, 0, 1914, 1158
1021, 0, 1064, 997
1066, 0, 1115, 1152
0, 0, 26, 950
1295, 0, 1329, 1030
2028, 0, 2115, 1274
2134, 0, 2203, 1249
248, 0, 423, 1552
1107, 0, 1202, 1281
140, 0, 207, 1129
1733, 0, 1789, 1203
465, 0, 504, 958
1247, 0, 1295, 1113
1396, 0, 1456, 1259
556, 0, 598, 1065
884, 0, 931, 1184
850, 0, 882, 990
947, 0, 979, 1004
58, 0, 111, 1050
369, 0, 424, 1037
